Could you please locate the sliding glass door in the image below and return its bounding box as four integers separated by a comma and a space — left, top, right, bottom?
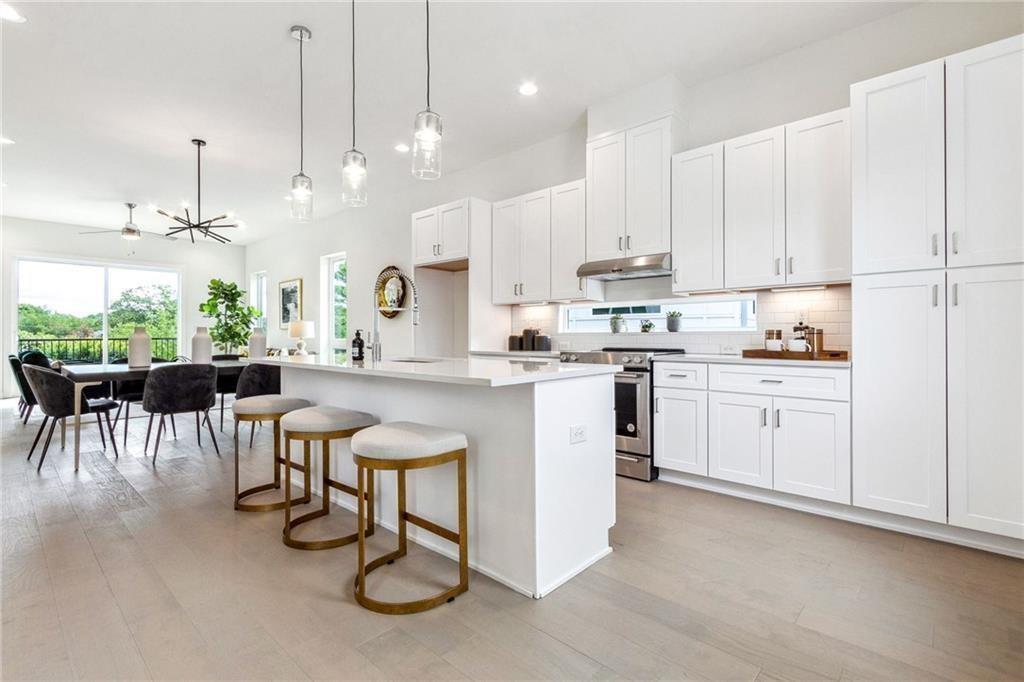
16, 258, 181, 363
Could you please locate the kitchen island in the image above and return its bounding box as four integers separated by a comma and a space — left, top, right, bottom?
254, 354, 619, 598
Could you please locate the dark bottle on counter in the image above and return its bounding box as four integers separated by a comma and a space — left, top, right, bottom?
351, 329, 365, 361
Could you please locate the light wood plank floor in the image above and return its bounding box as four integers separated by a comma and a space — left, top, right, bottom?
2, 399, 1022, 680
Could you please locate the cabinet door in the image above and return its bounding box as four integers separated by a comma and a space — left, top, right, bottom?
549, 180, 593, 300
947, 35, 1024, 268
851, 60, 945, 275
412, 209, 439, 265
785, 109, 851, 285
724, 126, 786, 289
948, 264, 1024, 538
852, 270, 946, 522
586, 132, 626, 262
773, 397, 850, 504
491, 198, 520, 305
671, 143, 724, 293
708, 391, 773, 489
653, 387, 708, 475
438, 199, 470, 261
625, 117, 672, 257
518, 190, 551, 303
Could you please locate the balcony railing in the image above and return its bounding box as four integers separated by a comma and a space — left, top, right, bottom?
17, 337, 179, 364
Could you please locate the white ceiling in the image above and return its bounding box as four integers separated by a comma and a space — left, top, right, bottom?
1, 1, 911, 244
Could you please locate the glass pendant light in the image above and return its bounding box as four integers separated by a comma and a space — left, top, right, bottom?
342, 0, 367, 206
412, 0, 441, 179
290, 25, 313, 221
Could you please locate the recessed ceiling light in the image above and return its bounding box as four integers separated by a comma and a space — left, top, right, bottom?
0, 137, 14, 145
518, 81, 538, 96
0, 3, 26, 23
394, 143, 410, 153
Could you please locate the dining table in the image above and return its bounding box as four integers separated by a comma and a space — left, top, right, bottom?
60, 359, 249, 470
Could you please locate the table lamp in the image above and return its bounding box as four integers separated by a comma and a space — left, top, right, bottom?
288, 320, 315, 356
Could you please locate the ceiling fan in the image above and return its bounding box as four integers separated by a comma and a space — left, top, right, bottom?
79, 202, 176, 241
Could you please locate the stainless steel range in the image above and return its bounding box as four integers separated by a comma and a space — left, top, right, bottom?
559, 347, 685, 481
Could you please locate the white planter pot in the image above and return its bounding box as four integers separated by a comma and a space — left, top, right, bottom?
191, 327, 213, 364
128, 327, 151, 368
247, 328, 267, 359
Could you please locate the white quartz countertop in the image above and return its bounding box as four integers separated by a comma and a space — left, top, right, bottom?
654, 353, 851, 369
255, 354, 620, 387
470, 349, 561, 359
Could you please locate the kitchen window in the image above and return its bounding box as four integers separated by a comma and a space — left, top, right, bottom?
561, 295, 756, 334
320, 252, 348, 361
250, 271, 268, 331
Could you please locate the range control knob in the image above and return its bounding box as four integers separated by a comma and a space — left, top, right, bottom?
623, 355, 635, 364
569, 354, 578, 362
559, 354, 568, 362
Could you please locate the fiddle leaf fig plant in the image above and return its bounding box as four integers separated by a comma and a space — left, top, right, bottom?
198, 279, 261, 354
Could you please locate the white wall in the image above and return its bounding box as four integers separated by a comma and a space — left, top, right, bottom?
2, 215, 246, 396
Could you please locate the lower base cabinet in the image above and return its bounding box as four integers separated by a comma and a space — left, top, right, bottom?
708, 391, 773, 489
772, 397, 851, 504
653, 387, 708, 475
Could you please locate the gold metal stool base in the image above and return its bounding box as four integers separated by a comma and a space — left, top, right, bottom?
282, 426, 375, 551
352, 448, 469, 615
234, 414, 311, 512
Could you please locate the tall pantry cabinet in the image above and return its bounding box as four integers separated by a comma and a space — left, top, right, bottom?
851, 34, 1024, 538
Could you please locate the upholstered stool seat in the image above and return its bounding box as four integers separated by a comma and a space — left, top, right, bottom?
280, 406, 379, 550
351, 421, 469, 615
233, 394, 311, 416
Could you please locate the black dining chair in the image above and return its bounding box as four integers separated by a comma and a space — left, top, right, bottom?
212, 354, 240, 431
8, 355, 38, 424
233, 363, 280, 448
142, 364, 219, 459
21, 365, 119, 471
20, 349, 112, 401
109, 357, 171, 448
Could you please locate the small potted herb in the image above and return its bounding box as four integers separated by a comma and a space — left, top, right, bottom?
640, 319, 655, 333
609, 314, 626, 334
666, 310, 682, 332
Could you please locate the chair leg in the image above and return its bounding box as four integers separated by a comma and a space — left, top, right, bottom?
249, 422, 256, 448
458, 453, 469, 591
23, 404, 33, 424
153, 415, 165, 460
18, 402, 25, 419
112, 401, 122, 430
27, 416, 49, 460
205, 410, 220, 455
60, 418, 66, 450
105, 411, 119, 459
96, 413, 106, 449
37, 418, 58, 471
123, 402, 130, 449
195, 412, 202, 447
144, 412, 155, 454
170, 413, 177, 439
220, 393, 225, 431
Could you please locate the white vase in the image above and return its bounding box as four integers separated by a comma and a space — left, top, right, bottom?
128, 327, 151, 368
191, 327, 213, 364
247, 328, 266, 359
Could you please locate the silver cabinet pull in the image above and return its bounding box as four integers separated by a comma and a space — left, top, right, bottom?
520, 282, 525, 296
761, 407, 767, 427
788, 257, 794, 274
578, 277, 583, 292
774, 257, 781, 276
673, 268, 678, 284
627, 235, 632, 251
952, 231, 960, 255
952, 282, 959, 306
932, 233, 939, 256
667, 373, 691, 378
655, 398, 661, 413
932, 284, 938, 307
513, 283, 519, 296
775, 408, 781, 428
618, 236, 623, 252
759, 379, 783, 384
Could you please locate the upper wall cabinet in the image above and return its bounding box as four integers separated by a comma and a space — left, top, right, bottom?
413, 198, 472, 267
785, 109, 851, 285
724, 125, 786, 289
491, 190, 551, 304
587, 117, 672, 262
946, 34, 1024, 268
550, 179, 603, 302
851, 60, 946, 275
671, 143, 724, 294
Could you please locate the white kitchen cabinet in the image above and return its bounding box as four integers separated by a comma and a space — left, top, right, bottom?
585, 132, 627, 262
946, 35, 1024, 269
625, 117, 672, 257
851, 60, 945, 275
772, 397, 850, 504
947, 264, 1024, 539
549, 179, 603, 301
724, 125, 786, 289
785, 109, 851, 285
653, 387, 708, 476
852, 270, 947, 523
708, 391, 773, 489
671, 143, 724, 293
413, 198, 472, 266
490, 191, 550, 304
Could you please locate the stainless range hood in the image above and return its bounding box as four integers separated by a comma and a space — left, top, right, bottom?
576, 252, 672, 281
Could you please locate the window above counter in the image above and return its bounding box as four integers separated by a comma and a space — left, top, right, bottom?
561, 293, 757, 334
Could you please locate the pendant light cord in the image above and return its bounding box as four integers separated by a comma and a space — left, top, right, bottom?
351, 0, 356, 149
299, 36, 305, 173
196, 141, 202, 224
425, 0, 430, 109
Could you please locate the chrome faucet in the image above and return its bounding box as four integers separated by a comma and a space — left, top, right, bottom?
370, 268, 419, 363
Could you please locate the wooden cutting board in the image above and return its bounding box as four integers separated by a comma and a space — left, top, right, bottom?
741, 349, 849, 361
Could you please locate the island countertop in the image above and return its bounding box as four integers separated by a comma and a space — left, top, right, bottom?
254, 354, 620, 387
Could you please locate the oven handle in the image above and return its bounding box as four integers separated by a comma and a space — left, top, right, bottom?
615, 454, 643, 463
615, 372, 643, 383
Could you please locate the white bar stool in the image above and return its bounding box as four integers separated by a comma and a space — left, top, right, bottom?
280, 405, 379, 550
232, 394, 312, 512
350, 421, 469, 615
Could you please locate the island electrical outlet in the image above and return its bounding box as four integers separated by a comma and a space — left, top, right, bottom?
570, 424, 587, 444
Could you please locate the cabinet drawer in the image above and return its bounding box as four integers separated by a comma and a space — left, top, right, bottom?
654, 362, 708, 389
709, 364, 849, 401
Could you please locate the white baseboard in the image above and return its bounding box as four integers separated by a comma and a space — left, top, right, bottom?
658, 471, 1024, 559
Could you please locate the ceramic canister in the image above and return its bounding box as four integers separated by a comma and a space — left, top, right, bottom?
191, 326, 213, 364
128, 327, 151, 368
248, 328, 267, 359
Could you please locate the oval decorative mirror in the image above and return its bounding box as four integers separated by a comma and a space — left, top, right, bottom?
375, 266, 406, 319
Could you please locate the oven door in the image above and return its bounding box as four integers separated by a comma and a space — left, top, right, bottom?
614, 370, 650, 456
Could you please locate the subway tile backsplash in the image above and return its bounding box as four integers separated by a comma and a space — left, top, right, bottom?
510, 285, 851, 354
